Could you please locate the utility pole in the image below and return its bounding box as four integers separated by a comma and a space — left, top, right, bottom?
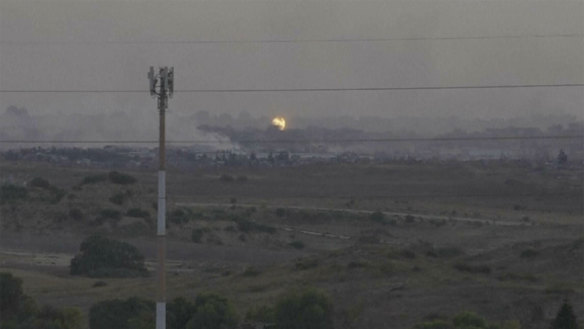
148, 66, 174, 329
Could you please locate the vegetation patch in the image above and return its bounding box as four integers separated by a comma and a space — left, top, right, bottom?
0, 272, 83, 329
108, 171, 137, 185
453, 262, 491, 275
0, 184, 28, 203
70, 235, 148, 277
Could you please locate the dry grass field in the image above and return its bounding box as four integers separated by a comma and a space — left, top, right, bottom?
0, 159, 582, 328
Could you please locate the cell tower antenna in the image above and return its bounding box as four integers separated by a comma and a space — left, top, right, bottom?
148, 66, 174, 329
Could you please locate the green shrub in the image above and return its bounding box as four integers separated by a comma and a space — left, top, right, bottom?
232, 217, 276, 234
126, 208, 150, 218
1, 272, 25, 316
81, 174, 107, 185
520, 249, 539, 259
242, 266, 261, 277
551, 300, 579, 329
245, 305, 275, 323
369, 211, 385, 223
168, 297, 197, 329
109, 192, 127, 205
220, 174, 234, 182
108, 171, 137, 185
452, 312, 488, 328
186, 293, 238, 329
49, 187, 66, 204
89, 297, 153, 329
275, 288, 333, 329
288, 240, 305, 249
170, 209, 191, 225
192, 228, 209, 243
414, 320, 453, 329
29, 177, 51, 189
0, 184, 28, 203
453, 262, 491, 274
275, 208, 287, 217
99, 209, 122, 220
295, 258, 319, 270
70, 235, 147, 278
1, 272, 81, 329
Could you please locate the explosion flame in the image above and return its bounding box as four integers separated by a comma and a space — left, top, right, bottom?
271, 116, 286, 131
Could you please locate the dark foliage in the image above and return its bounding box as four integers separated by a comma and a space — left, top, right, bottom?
369, 211, 385, 223
89, 297, 153, 329
108, 171, 137, 185
453, 262, 491, 274
68, 208, 84, 221
1, 272, 82, 329
274, 288, 334, 329
70, 235, 147, 277
126, 208, 150, 218
186, 293, 238, 329
81, 174, 108, 185
232, 217, 276, 234
0, 184, 28, 203
551, 300, 579, 329
29, 177, 51, 189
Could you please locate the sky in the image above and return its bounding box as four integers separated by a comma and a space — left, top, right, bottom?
0, 0, 583, 127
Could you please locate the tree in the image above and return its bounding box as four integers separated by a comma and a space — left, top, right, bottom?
557, 150, 568, 165
551, 300, 579, 329
70, 235, 147, 277
1, 272, 81, 329
275, 288, 334, 329
186, 293, 238, 329
168, 297, 197, 329
89, 297, 153, 329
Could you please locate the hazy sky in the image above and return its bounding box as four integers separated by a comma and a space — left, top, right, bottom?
0, 0, 583, 124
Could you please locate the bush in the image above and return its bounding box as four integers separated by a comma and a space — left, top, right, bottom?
414, 320, 453, 329
170, 209, 191, 225
369, 211, 385, 223
168, 297, 197, 329
452, 312, 487, 328
81, 174, 107, 185
520, 249, 539, 259
1, 272, 25, 315
1, 272, 81, 329
89, 297, 153, 329
29, 177, 51, 189
0, 184, 28, 203
70, 235, 147, 277
412, 311, 510, 329
186, 293, 238, 329
288, 240, 305, 249
275, 288, 334, 329
192, 228, 209, 243
108, 171, 137, 185
220, 174, 234, 182
126, 208, 150, 218
275, 208, 287, 217
453, 262, 491, 274
232, 217, 276, 234
109, 192, 127, 205
245, 305, 275, 323
97, 209, 122, 224
551, 300, 579, 329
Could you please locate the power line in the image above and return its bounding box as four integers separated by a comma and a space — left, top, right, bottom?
1, 33, 582, 46
1, 83, 582, 94
0, 135, 581, 145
